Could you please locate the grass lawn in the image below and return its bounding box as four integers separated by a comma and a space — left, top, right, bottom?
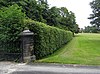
37, 33, 100, 65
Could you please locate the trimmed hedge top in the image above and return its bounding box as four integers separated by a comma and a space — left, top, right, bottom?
25, 19, 73, 59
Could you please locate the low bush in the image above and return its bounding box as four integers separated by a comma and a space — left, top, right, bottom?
25, 19, 73, 59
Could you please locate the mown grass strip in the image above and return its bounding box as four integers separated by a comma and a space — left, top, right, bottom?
37, 33, 100, 65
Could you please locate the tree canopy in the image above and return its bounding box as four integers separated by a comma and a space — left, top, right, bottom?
89, 0, 100, 30
0, 0, 79, 34
0, 4, 25, 42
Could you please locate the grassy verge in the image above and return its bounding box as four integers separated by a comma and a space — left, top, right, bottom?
37, 33, 100, 65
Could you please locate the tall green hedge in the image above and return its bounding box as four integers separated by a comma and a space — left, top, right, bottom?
26, 19, 73, 59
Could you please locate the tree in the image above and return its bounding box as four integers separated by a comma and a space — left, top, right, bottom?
59, 7, 69, 30
0, 4, 26, 42
89, 0, 100, 30
74, 24, 79, 34
46, 6, 60, 26
38, 0, 49, 23
46, 6, 78, 34
0, 0, 48, 23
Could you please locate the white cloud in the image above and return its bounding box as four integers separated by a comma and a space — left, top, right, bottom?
47, 0, 93, 28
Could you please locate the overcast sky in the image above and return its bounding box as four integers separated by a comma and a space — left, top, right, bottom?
47, 0, 93, 28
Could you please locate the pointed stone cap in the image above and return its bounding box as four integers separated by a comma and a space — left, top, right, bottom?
20, 29, 34, 36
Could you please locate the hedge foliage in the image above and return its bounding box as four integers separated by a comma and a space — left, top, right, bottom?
26, 19, 73, 59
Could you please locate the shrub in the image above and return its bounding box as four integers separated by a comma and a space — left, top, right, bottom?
25, 19, 73, 59
0, 4, 26, 53
0, 4, 26, 42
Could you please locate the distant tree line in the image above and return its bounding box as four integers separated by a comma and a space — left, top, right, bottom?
0, 0, 79, 34
83, 25, 99, 33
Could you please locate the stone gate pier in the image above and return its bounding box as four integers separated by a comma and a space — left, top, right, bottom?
20, 29, 36, 62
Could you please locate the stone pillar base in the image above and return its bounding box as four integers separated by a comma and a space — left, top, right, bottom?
24, 55, 36, 63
